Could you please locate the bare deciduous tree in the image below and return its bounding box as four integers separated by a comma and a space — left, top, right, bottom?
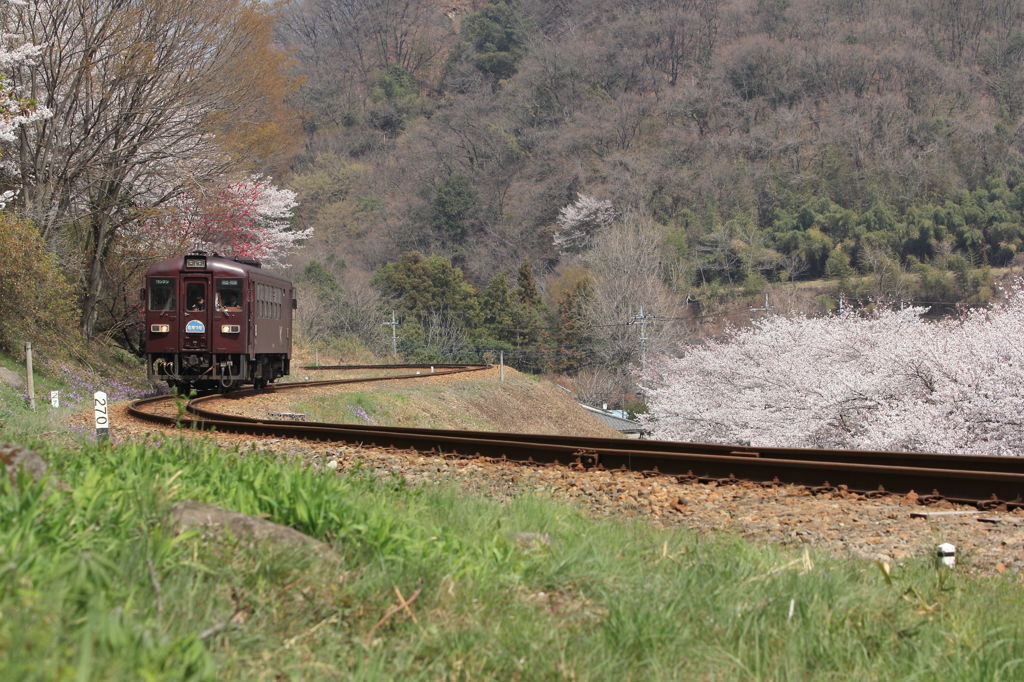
583, 211, 685, 372
281, 0, 449, 85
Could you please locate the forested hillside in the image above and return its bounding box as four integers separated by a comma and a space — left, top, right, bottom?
5, 0, 1024, 406
277, 0, 1024, 393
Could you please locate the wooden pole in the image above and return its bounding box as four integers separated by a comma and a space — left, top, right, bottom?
24, 342, 35, 409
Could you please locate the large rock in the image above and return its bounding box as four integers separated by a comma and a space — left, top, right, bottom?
170, 500, 334, 558
506, 531, 554, 550
0, 442, 64, 492
0, 367, 25, 390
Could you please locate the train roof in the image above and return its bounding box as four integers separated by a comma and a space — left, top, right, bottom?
145, 253, 292, 285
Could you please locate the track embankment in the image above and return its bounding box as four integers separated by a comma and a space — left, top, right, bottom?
128, 364, 1024, 510
112, 364, 1024, 576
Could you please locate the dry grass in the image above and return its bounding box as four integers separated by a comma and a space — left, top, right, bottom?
279, 366, 622, 437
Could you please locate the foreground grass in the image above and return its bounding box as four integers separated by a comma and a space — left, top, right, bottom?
2, 432, 1024, 680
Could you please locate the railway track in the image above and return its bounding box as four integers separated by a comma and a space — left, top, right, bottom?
128, 364, 1024, 509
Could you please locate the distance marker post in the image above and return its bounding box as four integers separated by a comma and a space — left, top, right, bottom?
94, 391, 109, 441
50, 391, 59, 408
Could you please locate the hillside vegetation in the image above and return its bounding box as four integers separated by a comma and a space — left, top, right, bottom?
7, 0, 1024, 407
277, 0, 1024, 398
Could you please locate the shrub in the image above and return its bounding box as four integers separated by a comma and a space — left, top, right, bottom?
0, 214, 79, 353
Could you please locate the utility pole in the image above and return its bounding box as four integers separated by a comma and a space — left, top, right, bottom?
629, 306, 656, 371
383, 310, 398, 359
750, 293, 774, 313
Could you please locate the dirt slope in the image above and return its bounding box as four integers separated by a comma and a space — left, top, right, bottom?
212, 366, 623, 437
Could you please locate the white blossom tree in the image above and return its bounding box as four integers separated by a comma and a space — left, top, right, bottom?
0, 0, 50, 208
130, 176, 310, 269
641, 287, 1024, 456
553, 193, 617, 254
0, 1, 49, 138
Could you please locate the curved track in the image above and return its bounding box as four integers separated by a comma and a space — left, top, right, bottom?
128, 364, 1024, 508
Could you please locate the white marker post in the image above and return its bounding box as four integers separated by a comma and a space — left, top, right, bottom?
50, 391, 59, 408
94, 391, 109, 441
937, 543, 956, 569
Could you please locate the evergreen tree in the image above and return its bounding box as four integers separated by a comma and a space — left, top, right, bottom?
516, 260, 540, 306
459, 0, 527, 85
481, 273, 518, 344
823, 248, 853, 280
512, 260, 546, 360
372, 251, 482, 332
430, 175, 480, 247
549, 279, 593, 374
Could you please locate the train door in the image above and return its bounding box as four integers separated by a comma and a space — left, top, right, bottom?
180, 276, 211, 351
145, 277, 177, 354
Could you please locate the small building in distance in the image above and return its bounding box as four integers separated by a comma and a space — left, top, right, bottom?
578, 404, 645, 439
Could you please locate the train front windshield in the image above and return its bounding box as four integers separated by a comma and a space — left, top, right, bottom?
149, 279, 175, 311
216, 279, 243, 311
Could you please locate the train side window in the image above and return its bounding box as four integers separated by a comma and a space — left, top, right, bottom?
216, 279, 243, 311
149, 279, 175, 311
186, 283, 206, 311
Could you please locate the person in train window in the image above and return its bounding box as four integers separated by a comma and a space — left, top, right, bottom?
221, 293, 241, 311
188, 295, 205, 311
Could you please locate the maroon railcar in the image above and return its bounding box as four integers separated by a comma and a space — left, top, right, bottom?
143, 251, 294, 392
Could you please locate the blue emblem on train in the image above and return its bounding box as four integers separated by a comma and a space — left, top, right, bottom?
185, 320, 206, 334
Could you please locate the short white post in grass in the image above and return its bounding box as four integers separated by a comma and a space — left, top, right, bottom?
50, 390, 59, 408
94, 391, 109, 441
937, 543, 956, 569
430, 365, 434, 373
24, 341, 35, 409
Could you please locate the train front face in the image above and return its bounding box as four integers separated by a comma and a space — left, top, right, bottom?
143, 253, 250, 393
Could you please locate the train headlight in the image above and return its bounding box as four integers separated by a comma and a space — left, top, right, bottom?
150, 324, 170, 333
221, 324, 241, 334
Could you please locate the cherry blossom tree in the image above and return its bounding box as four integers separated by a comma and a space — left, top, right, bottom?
553, 193, 617, 254
641, 287, 1024, 456
0, 1, 49, 136
131, 176, 310, 268
0, 0, 50, 207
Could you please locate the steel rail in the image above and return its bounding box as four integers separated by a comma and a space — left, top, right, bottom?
127, 364, 1024, 508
